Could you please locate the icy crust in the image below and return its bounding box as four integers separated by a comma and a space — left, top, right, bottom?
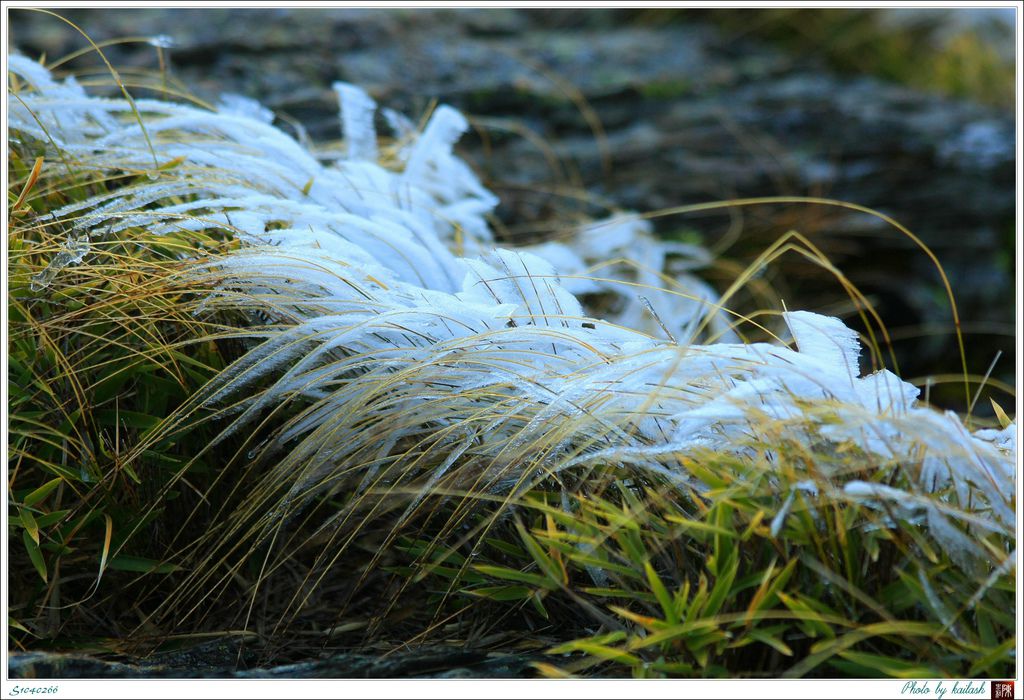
525, 214, 735, 343
8, 56, 1016, 567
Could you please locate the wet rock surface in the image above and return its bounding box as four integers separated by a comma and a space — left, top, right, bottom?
9, 644, 540, 678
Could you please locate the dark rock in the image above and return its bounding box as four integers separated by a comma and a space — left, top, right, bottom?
8, 646, 540, 679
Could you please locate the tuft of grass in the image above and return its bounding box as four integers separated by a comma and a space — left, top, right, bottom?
7, 132, 244, 646
407, 449, 1014, 678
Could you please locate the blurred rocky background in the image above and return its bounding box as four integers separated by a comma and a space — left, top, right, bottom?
9, 7, 1016, 409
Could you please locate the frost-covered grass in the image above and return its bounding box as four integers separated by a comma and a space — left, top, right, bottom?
5, 40, 1016, 678
6, 87, 248, 647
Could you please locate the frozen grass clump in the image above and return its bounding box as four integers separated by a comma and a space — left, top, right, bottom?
7, 51, 1015, 675
9, 52, 1014, 568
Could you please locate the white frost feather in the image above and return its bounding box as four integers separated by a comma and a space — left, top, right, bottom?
9, 58, 1015, 570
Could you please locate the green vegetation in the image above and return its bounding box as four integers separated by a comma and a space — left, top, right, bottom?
8, 136, 242, 648
404, 454, 1014, 678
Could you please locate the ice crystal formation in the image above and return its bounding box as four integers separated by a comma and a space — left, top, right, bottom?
8, 55, 1016, 568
